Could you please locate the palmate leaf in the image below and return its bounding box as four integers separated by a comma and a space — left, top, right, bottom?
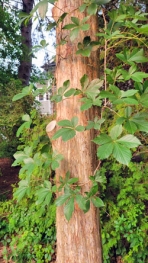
94, 131, 141, 165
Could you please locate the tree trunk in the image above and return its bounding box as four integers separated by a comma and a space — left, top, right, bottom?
18, 0, 33, 86
48, 1, 102, 262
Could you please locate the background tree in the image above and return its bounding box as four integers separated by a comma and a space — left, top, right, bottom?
18, 0, 34, 85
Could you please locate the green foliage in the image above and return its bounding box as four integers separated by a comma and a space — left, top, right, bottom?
0, 110, 56, 262
100, 160, 148, 263
52, 116, 85, 141
55, 171, 104, 221
0, 79, 34, 157
0, 6, 22, 77
0, 200, 56, 263
63, 16, 90, 41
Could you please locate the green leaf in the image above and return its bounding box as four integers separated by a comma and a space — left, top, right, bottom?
125, 106, 132, 117
122, 98, 138, 105
71, 116, 78, 127
64, 197, 74, 221
36, 188, 52, 206
22, 114, 31, 122
86, 79, 103, 94
87, 3, 97, 15
64, 88, 76, 97
86, 121, 94, 130
81, 98, 93, 111
16, 121, 31, 137
55, 193, 71, 206
63, 24, 76, 30
140, 94, 148, 108
138, 24, 148, 35
12, 93, 27, 101
13, 180, 30, 201
121, 90, 138, 98
68, 178, 79, 184
97, 143, 114, 159
38, 0, 48, 19
51, 94, 62, 102
71, 17, 80, 25
80, 74, 89, 90
113, 143, 132, 165
75, 125, 85, 132
53, 128, 76, 141
132, 118, 148, 132
63, 80, 70, 89
70, 28, 80, 41
75, 195, 86, 211
76, 48, 91, 57
131, 72, 148, 83
63, 129, 76, 141
116, 49, 148, 64
79, 4, 86, 12
80, 24, 90, 31
58, 119, 73, 127
110, 125, 122, 140
110, 85, 121, 96
91, 197, 104, 208
84, 200, 90, 213
114, 14, 126, 22
124, 121, 137, 134
89, 184, 98, 196
93, 134, 112, 145
92, 0, 111, 4
117, 135, 141, 148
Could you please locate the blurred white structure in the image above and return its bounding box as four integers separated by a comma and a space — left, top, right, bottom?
36, 86, 53, 115
36, 61, 55, 115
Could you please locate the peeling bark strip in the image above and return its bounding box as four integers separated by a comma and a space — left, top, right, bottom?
48, 1, 102, 262
18, 0, 34, 86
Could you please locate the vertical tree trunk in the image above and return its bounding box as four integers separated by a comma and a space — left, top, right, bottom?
48, 1, 102, 262
18, 0, 34, 86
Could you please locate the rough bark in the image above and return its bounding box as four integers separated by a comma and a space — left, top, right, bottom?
18, 0, 33, 86
47, 1, 102, 262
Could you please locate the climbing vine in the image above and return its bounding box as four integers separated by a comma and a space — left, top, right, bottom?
1, 0, 148, 262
